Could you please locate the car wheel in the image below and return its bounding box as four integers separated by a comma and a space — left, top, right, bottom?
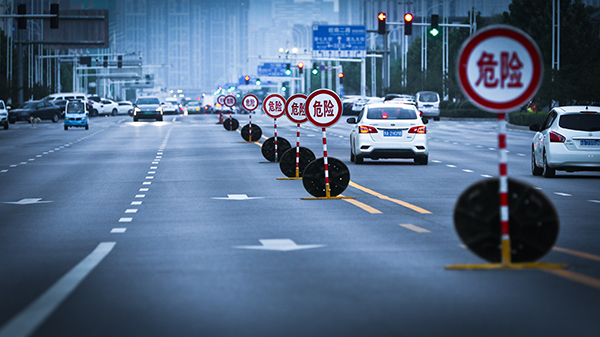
133, 117, 138, 122
64, 125, 68, 130
355, 155, 364, 164
415, 155, 428, 165
128, 110, 133, 116
3, 123, 8, 129
111, 109, 117, 116
157, 117, 163, 121
531, 148, 543, 176
92, 109, 98, 117
52, 113, 59, 123
85, 124, 89, 130
542, 151, 555, 178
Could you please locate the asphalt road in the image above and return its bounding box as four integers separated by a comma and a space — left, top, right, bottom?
1, 114, 599, 337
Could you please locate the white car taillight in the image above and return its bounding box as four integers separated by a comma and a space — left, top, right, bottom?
549, 131, 566, 143
359, 125, 378, 133
409, 126, 426, 134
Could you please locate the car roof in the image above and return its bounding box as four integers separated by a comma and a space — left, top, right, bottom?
553, 106, 600, 114
366, 102, 417, 109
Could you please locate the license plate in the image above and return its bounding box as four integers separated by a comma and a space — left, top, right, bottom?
580, 140, 600, 147
383, 130, 402, 137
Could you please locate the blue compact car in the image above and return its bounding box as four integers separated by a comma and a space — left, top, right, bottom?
64, 101, 89, 130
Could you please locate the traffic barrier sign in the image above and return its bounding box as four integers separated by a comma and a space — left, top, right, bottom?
448, 25, 563, 270
223, 117, 239, 131
263, 94, 287, 160
224, 95, 236, 108
302, 89, 351, 199
301, 158, 350, 198
279, 147, 316, 178
261, 137, 291, 162
282, 94, 308, 179
242, 94, 260, 142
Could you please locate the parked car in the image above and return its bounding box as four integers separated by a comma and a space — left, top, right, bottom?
133, 97, 163, 122
8, 100, 62, 123
530, 105, 600, 177
101, 99, 119, 116
342, 95, 361, 115
0, 100, 9, 129
161, 100, 179, 115
44, 93, 87, 105
117, 101, 134, 116
64, 100, 89, 130
87, 95, 103, 116
416, 91, 440, 121
347, 102, 428, 165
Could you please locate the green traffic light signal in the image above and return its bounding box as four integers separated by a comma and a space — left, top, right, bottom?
430, 14, 439, 37
429, 28, 439, 36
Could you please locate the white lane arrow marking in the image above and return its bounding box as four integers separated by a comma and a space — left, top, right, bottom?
3, 198, 53, 205
212, 194, 264, 200
235, 239, 325, 252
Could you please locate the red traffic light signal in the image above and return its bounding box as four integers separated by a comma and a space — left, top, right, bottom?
297, 62, 304, 74
404, 13, 413, 35
377, 12, 386, 35
244, 75, 250, 84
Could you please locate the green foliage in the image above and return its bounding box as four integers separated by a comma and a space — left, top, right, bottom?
508, 112, 549, 126
441, 100, 498, 119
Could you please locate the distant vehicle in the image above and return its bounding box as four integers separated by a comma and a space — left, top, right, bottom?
385, 94, 416, 105
101, 99, 119, 116
201, 95, 215, 113
416, 91, 440, 121
87, 95, 103, 116
530, 106, 600, 177
133, 97, 163, 122
44, 92, 87, 104
64, 100, 89, 130
351, 97, 383, 113
342, 95, 361, 115
347, 102, 428, 165
185, 101, 201, 115
161, 100, 179, 115
0, 100, 9, 129
9, 100, 62, 123
117, 101, 134, 116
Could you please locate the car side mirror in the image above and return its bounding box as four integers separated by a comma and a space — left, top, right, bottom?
529, 124, 541, 132
346, 117, 357, 124
6, 106, 11, 110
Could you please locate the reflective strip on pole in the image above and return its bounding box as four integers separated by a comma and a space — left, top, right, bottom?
322, 128, 330, 198
249, 114, 252, 142
295, 124, 301, 178
499, 113, 511, 264
274, 118, 278, 161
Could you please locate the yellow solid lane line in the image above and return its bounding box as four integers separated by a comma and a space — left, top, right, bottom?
342, 197, 382, 214
545, 269, 600, 290
553, 246, 600, 263
349, 181, 432, 214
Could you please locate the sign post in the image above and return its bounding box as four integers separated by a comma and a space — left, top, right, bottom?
278, 94, 307, 180
220, 95, 238, 131
242, 94, 260, 142
447, 25, 565, 270
262, 94, 286, 160
301, 89, 353, 200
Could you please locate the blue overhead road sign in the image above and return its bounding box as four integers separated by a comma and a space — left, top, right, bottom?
312, 25, 366, 58
258, 63, 289, 77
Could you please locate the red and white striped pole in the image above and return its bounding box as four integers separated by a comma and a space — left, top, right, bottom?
249, 112, 253, 142
274, 118, 278, 161
295, 124, 301, 178
499, 112, 511, 264
322, 128, 330, 198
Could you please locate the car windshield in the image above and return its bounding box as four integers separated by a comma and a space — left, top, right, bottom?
137, 98, 160, 105
559, 113, 600, 131
67, 102, 85, 113
419, 93, 438, 102
367, 107, 417, 120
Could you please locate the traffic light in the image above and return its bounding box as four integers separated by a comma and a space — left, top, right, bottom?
377, 12, 386, 35
404, 13, 413, 35
18, 4, 26, 29
430, 14, 439, 37
50, 3, 59, 29
244, 75, 250, 85
338, 72, 344, 84
282, 82, 288, 92
255, 78, 261, 86
285, 63, 291, 76
103, 56, 108, 67
117, 55, 123, 68
297, 62, 304, 74
312, 62, 319, 75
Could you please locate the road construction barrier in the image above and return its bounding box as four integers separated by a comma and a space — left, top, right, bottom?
223, 117, 239, 131
301, 157, 350, 198
261, 137, 291, 162
279, 147, 316, 178
241, 124, 262, 142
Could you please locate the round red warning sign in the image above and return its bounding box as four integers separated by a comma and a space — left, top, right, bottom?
242, 94, 259, 111
457, 25, 543, 113
304, 89, 342, 128
262, 94, 286, 119
285, 94, 307, 124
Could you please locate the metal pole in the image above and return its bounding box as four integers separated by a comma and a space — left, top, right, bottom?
360, 57, 366, 97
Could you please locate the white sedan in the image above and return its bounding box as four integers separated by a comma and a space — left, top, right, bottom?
530, 106, 600, 177
116, 101, 134, 116
347, 102, 429, 165
101, 99, 119, 116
